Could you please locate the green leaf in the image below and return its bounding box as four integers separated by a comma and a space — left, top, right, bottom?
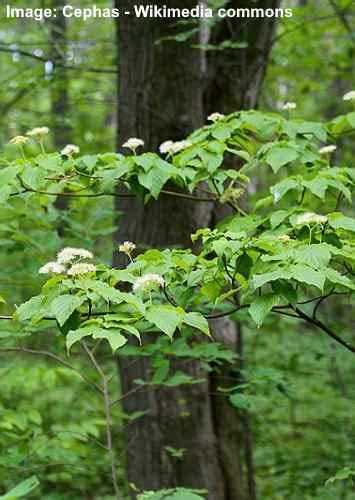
152, 360, 170, 384
66, 327, 93, 352
0, 476, 39, 499
88, 281, 145, 312
229, 393, 252, 410
290, 264, 325, 291
0, 185, 12, 204
211, 125, 232, 141
67, 325, 127, 353
21, 167, 45, 190
138, 160, 177, 198
328, 213, 355, 233
347, 112, 355, 128
296, 244, 331, 268
163, 371, 203, 387
51, 295, 85, 326
0, 166, 18, 186
249, 294, 280, 327
252, 269, 291, 289
183, 312, 210, 336
15, 295, 45, 322
326, 268, 355, 290
271, 178, 300, 202
120, 324, 142, 344
271, 281, 297, 303
146, 305, 183, 338
303, 178, 328, 199
92, 329, 127, 353
270, 210, 291, 229
265, 146, 298, 172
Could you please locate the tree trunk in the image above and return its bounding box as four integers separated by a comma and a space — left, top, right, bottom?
114, 1, 280, 498
49, 0, 71, 218
114, 1, 224, 498
49, 0, 71, 149
205, 0, 281, 113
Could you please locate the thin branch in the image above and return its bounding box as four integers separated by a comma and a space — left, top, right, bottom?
0, 45, 117, 74
0, 347, 103, 394
81, 342, 121, 499
10, 183, 216, 202
293, 307, 355, 354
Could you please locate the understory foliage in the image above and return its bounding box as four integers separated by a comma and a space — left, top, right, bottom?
1, 107, 355, 498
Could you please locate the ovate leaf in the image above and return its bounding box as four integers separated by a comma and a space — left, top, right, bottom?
249, 294, 280, 327
328, 213, 355, 233
92, 329, 127, 353
265, 146, 298, 173
183, 312, 210, 336
15, 295, 45, 322
51, 295, 85, 326
146, 305, 183, 338
290, 264, 325, 291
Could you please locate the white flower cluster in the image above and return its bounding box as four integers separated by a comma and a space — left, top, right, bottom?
38, 261, 66, 275
27, 127, 50, 137
343, 91, 355, 101
133, 274, 165, 293
9, 135, 28, 145
122, 138, 144, 152
67, 263, 96, 276
319, 145, 337, 155
207, 112, 225, 122
296, 212, 328, 226
61, 144, 80, 157
57, 247, 93, 264
39, 247, 95, 276
10, 127, 50, 147
119, 241, 136, 256
283, 102, 297, 110
159, 140, 191, 155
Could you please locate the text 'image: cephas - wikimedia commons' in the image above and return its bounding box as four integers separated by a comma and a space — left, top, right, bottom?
0, 2, 354, 500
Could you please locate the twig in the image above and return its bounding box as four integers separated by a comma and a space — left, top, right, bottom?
81, 341, 121, 499
0, 347, 103, 394
293, 307, 355, 354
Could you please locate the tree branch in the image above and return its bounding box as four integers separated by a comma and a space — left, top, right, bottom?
293, 307, 355, 354
0, 347, 103, 393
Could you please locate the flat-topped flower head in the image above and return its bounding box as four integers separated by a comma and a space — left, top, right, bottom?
9, 135, 28, 145
343, 91, 355, 101
26, 127, 49, 137
39, 261, 65, 275
296, 212, 328, 226
119, 241, 136, 256
61, 144, 80, 157
207, 112, 225, 122
159, 139, 191, 155
159, 140, 174, 154
319, 145, 337, 155
57, 247, 94, 265
67, 263, 96, 276
122, 138, 144, 152
133, 273, 165, 293
283, 102, 297, 110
